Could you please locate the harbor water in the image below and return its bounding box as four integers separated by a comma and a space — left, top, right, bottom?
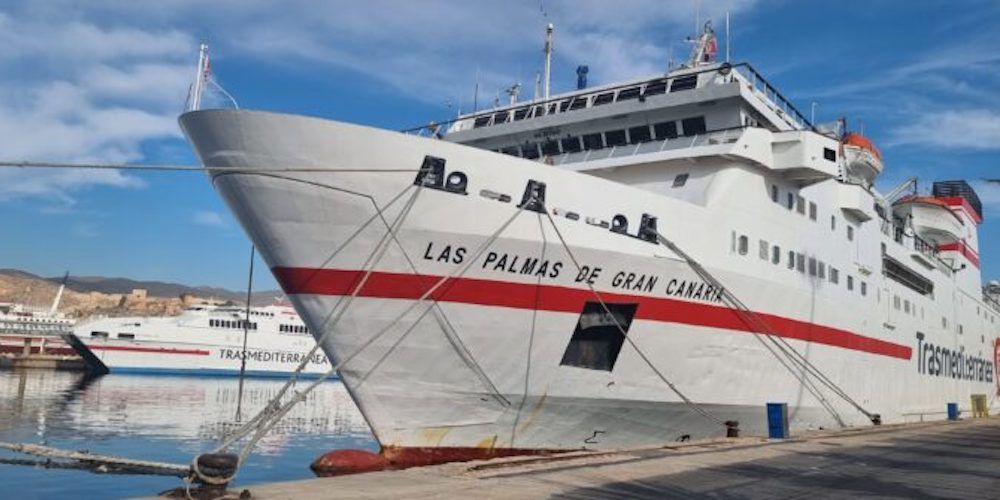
0, 370, 377, 498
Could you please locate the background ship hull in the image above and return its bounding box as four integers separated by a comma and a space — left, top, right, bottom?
180, 109, 999, 451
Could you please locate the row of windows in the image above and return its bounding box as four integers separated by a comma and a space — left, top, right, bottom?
498, 116, 708, 159
733, 233, 867, 295
769, 184, 855, 241
472, 74, 700, 129
209, 319, 258, 330
280, 324, 309, 334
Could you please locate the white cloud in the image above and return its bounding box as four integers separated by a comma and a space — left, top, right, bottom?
193, 210, 227, 228
888, 110, 1000, 150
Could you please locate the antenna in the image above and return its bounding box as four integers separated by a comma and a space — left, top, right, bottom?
543, 23, 554, 99
473, 68, 480, 112
533, 72, 541, 101
726, 11, 731, 62
188, 44, 209, 111
505, 83, 522, 105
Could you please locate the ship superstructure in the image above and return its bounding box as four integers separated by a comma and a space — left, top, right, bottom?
177, 23, 999, 460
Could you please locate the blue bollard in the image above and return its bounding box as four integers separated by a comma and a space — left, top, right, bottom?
767, 402, 789, 439
947, 402, 959, 421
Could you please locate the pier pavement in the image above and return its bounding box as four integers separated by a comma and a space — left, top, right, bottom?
210, 417, 1000, 499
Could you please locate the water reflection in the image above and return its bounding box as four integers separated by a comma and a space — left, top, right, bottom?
0, 370, 376, 498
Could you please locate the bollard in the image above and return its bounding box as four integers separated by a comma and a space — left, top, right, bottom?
947, 402, 959, 421
766, 402, 789, 439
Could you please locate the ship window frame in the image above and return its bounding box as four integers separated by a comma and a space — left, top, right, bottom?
861, 281, 867, 296
796, 253, 805, 273
540, 139, 560, 156
787, 250, 795, 270
558, 100, 571, 112
117, 333, 135, 340
568, 96, 589, 111
628, 125, 652, 144
818, 261, 826, 279
494, 110, 510, 123
786, 193, 794, 210
560, 136, 582, 153
738, 235, 749, 256
771, 184, 779, 203
605, 129, 627, 147
653, 121, 678, 140
808, 257, 817, 277
823, 147, 837, 162
522, 142, 541, 159
847, 275, 855, 291
617, 87, 641, 101
473, 115, 492, 128
643, 80, 668, 96
830, 267, 839, 284
681, 116, 707, 136
593, 92, 615, 106
772, 245, 781, 265
796, 195, 806, 215
582, 133, 604, 151
90, 331, 109, 338
670, 74, 698, 92
809, 201, 818, 221
512, 107, 530, 121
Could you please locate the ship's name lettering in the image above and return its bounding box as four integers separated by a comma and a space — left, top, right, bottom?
916, 332, 994, 383
219, 348, 327, 366
482, 251, 563, 278
665, 279, 724, 302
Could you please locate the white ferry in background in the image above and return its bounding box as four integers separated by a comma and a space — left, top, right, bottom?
0, 274, 75, 356
65, 303, 332, 377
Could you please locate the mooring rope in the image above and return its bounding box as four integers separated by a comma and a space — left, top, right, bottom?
653, 232, 876, 425
0, 160, 418, 173
541, 208, 728, 427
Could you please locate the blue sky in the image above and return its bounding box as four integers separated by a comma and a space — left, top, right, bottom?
1, 1, 998, 291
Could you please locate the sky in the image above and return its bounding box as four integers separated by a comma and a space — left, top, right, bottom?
1, 0, 998, 291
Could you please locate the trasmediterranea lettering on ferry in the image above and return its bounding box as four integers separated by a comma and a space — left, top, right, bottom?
915, 332, 994, 383
219, 348, 327, 365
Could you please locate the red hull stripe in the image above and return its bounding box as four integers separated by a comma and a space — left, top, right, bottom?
938, 196, 982, 224
273, 267, 912, 360
87, 345, 210, 356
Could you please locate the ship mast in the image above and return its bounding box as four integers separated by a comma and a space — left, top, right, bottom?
542, 23, 554, 99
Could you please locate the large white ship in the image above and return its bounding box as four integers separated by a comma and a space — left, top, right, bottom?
178, 24, 1000, 464
67, 304, 332, 377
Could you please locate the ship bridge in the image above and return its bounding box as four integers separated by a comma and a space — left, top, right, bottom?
442, 61, 841, 187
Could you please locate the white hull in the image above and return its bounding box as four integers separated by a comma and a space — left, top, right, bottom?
71, 306, 332, 377
180, 109, 1000, 451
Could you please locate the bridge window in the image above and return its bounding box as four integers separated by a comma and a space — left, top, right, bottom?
628, 125, 652, 143
522, 143, 540, 159
540, 140, 560, 156
473, 115, 492, 128
643, 80, 668, 96
670, 75, 698, 92
501, 146, 520, 157
593, 92, 614, 106
569, 96, 588, 110
558, 100, 571, 112
494, 110, 509, 123
513, 107, 530, 121
617, 87, 641, 101
561, 136, 582, 153
605, 129, 627, 147
582, 133, 604, 150
681, 116, 707, 136
653, 121, 678, 140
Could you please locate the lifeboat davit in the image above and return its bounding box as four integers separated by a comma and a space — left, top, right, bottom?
841, 132, 884, 184
893, 195, 965, 245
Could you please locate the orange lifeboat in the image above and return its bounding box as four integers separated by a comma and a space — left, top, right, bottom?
841, 132, 884, 184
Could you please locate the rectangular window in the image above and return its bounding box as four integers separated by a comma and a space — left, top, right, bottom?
593, 92, 614, 106
904, 300, 910, 314
847, 226, 855, 241
759, 240, 769, 260
830, 267, 839, 284
894, 296, 901, 310
117, 333, 135, 340
670, 74, 698, 92
772, 245, 781, 265
831, 216, 837, 231
540, 140, 560, 156
494, 111, 509, 123
560, 302, 637, 371
513, 107, 530, 121
883, 255, 934, 296
582, 133, 604, 150
628, 125, 652, 143
90, 331, 109, 338
787, 250, 795, 270
568, 96, 588, 110
522, 143, 540, 159
771, 185, 779, 203
560, 136, 582, 153
861, 281, 867, 296
500, 146, 520, 157
796, 195, 806, 215
809, 202, 818, 221
617, 87, 641, 101
738, 235, 749, 256
605, 129, 627, 147
808, 257, 818, 276
672, 173, 689, 188
681, 116, 707, 136
818, 262, 826, 280
796, 253, 805, 273
847, 275, 855, 291
823, 147, 837, 161
786, 193, 794, 210
643, 80, 668, 96
653, 121, 678, 140
473, 115, 492, 128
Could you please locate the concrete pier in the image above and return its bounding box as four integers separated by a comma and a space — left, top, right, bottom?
239, 417, 1000, 499
0, 353, 85, 371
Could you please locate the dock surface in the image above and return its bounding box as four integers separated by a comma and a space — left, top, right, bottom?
239, 417, 1000, 499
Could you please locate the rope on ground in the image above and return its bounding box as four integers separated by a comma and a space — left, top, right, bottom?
541, 208, 728, 427
0, 441, 188, 477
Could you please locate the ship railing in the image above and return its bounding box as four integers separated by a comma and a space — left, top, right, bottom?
878, 212, 946, 265
552, 126, 746, 167
731, 64, 812, 131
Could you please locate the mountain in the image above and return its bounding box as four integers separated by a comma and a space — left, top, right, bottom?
0, 268, 283, 306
